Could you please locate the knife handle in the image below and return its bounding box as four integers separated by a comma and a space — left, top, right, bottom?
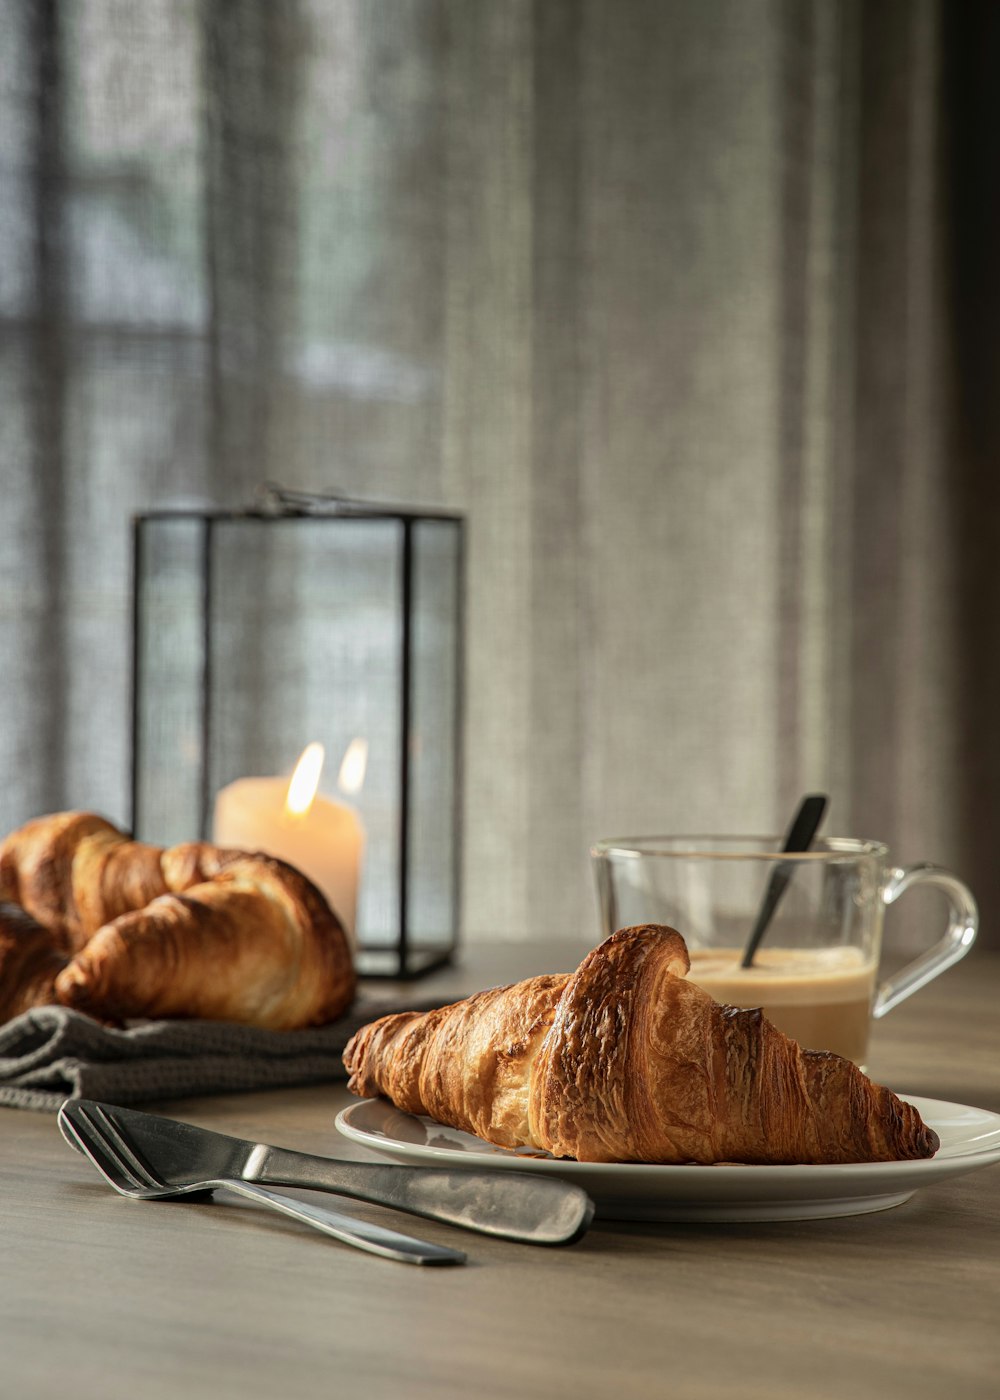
250, 1148, 594, 1245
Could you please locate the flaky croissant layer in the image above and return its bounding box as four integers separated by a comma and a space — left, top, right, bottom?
0, 810, 355, 1029
344, 925, 939, 1165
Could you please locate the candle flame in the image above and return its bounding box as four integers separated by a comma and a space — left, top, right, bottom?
286, 742, 325, 816
338, 737, 368, 796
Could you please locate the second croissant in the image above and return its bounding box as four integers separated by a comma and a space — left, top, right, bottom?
344, 924, 939, 1166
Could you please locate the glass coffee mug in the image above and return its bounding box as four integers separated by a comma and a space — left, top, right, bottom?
590, 836, 978, 1068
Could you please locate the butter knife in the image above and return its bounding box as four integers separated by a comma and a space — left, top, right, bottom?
64, 1100, 594, 1245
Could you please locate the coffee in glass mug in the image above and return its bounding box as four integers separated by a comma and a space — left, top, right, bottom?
590, 836, 978, 1069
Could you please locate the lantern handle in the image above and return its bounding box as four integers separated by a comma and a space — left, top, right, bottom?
256, 483, 457, 521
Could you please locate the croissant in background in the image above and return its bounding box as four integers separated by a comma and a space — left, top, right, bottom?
344, 924, 939, 1166
0, 810, 355, 1030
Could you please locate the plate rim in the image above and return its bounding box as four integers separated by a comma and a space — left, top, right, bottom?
334, 1093, 1000, 1184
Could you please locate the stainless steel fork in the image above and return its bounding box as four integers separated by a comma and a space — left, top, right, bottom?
60, 1101, 465, 1266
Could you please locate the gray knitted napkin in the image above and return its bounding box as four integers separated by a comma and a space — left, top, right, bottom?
0, 995, 441, 1112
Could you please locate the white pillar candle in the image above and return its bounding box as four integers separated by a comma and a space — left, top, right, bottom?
212, 755, 365, 941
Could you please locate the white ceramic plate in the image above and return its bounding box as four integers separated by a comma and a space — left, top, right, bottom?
335, 1095, 1000, 1223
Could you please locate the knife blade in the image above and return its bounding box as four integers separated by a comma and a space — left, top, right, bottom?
70, 1100, 594, 1245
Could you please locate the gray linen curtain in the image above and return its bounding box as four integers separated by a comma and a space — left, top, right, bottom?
1, 0, 997, 949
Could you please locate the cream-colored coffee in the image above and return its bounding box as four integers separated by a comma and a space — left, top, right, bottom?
686, 946, 877, 1065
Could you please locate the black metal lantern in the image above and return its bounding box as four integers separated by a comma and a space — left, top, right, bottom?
130, 486, 464, 978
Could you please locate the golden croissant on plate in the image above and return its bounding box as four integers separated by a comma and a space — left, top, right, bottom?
0, 810, 355, 1029
343, 924, 938, 1165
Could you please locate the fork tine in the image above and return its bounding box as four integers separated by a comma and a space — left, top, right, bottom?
74, 1103, 157, 1194
89, 1104, 166, 1190
68, 1106, 149, 1195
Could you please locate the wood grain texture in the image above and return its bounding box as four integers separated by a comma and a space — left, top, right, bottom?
1, 943, 997, 1400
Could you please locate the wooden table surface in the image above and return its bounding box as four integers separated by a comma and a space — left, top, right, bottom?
2, 942, 998, 1400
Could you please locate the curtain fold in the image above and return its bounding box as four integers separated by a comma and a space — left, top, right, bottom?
1, 0, 996, 948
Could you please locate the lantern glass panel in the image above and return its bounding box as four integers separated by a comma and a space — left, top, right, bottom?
408, 519, 462, 958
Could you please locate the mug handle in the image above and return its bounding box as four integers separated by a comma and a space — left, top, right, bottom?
872, 864, 978, 1018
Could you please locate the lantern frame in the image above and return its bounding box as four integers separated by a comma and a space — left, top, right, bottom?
129, 489, 464, 979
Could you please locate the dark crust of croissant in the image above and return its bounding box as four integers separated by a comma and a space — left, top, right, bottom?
344, 924, 940, 1166
0, 810, 355, 1030
0, 902, 69, 1022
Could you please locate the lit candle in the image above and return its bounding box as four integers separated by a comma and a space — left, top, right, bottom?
211, 741, 366, 941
